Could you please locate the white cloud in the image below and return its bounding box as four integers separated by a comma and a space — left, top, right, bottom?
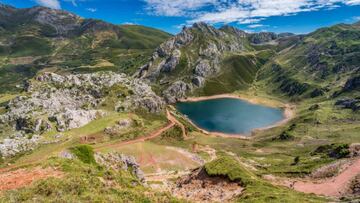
35, 0, 61, 9
122, 22, 136, 25
247, 24, 264, 28
86, 8, 97, 12
144, 0, 360, 25
345, 0, 360, 5
143, 0, 217, 16
354, 16, 360, 20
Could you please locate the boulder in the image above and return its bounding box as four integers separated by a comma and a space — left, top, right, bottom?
163, 81, 192, 103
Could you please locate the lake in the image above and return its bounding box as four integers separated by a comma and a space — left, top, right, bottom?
176, 98, 284, 135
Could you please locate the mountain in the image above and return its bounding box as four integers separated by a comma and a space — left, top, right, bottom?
136, 22, 299, 102
258, 22, 360, 99
0, 4, 171, 93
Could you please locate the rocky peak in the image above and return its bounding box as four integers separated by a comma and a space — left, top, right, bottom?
278, 32, 295, 38
0, 3, 15, 10
79, 19, 120, 35
219, 25, 247, 38
248, 32, 278, 44
26, 6, 82, 36
0, 3, 16, 17
191, 22, 223, 37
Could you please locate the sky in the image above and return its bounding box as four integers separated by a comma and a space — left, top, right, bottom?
2, 0, 360, 34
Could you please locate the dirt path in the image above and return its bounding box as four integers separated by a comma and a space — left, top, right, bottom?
168, 111, 187, 138
272, 157, 360, 197
0, 167, 63, 192
95, 110, 178, 151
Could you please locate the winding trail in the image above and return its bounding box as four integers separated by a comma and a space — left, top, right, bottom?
271, 157, 360, 197
95, 110, 184, 151
292, 157, 360, 197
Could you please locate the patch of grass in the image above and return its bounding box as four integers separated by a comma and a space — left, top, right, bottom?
69, 145, 96, 165
161, 126, 184, 141
205, 156, 253, 184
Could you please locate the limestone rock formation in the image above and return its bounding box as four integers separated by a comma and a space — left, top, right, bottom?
0, 72, 164, 158
95, 152, 145, 183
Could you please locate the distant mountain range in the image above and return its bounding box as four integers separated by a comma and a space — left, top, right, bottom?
0, 3, 359, 102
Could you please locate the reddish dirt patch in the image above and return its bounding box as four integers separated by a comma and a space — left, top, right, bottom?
271, 158, 360, 197
0, 167, 63, 191
292, 158, 360, 197
172, 167, 243, 202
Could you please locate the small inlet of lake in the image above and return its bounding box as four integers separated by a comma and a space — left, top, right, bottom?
176, 98, 284, 135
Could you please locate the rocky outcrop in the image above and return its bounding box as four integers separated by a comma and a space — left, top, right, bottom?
194, 60, 215, 77
343, 76, 360, 92
248, 32, 278, 44
192, 76, 205, 87
161, 49, 181, 73
95, 152, 145, 183
335, 98, 360, 111
0, 132, 40, 158
28, 6, 82, 37
0, 72, 164, 158
163, 81, 192, 103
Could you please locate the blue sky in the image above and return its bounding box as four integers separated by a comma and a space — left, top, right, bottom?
2, 0, 360, 34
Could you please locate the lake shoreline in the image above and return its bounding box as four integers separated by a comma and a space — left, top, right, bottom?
177, 94, 296, 139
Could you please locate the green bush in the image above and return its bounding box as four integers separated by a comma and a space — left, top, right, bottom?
70, 145, 97, 164
312, 143, 350, 159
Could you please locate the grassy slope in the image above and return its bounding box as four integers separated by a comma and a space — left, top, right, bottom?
0, 148, 183, 202
0, 14, 172, 94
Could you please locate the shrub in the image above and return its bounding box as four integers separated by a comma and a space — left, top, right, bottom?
278, 131, 294, 141
70, 145, 97, 165
312, 144, 350, 159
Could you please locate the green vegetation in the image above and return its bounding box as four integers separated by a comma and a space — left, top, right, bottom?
69, 145, 96, 165
311, 144, 350, 159
0, 157, 183, 202
205, 156, 252, 184
161, 125, 184, 141
0, 6, 171, 94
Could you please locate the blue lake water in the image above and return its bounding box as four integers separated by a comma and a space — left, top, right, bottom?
176, 98, 284, 135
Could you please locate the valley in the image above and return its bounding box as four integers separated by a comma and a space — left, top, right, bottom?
0, 3, 360, 203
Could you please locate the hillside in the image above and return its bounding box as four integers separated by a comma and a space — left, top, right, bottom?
0, 4, 171, 94
258, 22, 360, 100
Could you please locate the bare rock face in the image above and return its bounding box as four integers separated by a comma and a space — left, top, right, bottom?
194, 60, 215, 77
163, 81, 192, 103
95, 152, 145, 183
161, 49, 181, 73
27, 6, 82, 37
192, 76, 205, 87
